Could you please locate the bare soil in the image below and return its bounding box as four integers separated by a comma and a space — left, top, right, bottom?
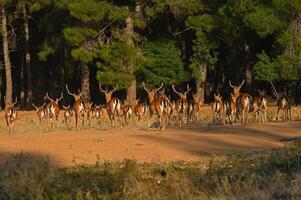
0, 110, 300, 167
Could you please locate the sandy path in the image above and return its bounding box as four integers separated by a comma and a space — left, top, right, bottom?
0, 120, 300, 167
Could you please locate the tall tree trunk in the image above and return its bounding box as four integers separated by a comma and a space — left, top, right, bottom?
23, 4, 33, 109
2, 8, 13, 107
81, 62, 90, 101
125, 16, 136, 103
196, 63, 207, 105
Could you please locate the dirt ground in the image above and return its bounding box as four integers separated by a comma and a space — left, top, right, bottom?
0, 109, 301, 167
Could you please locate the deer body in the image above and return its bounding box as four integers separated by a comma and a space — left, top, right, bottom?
46, 93, 63, 129
172, 84, 191, 127
253, 91, 268, 123
66, 85, 84, 130
5, 98, 18, 133
277, 96, 291, 121
32, 103, 47, 123
62, 105, 74, 125
211, 94, 224, 124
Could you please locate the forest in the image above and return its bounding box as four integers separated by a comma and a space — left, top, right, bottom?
0, 0, 301, 109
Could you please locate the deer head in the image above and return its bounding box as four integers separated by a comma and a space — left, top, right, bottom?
172, 84, 191, 100
214, 93, 222, 102
99, 84, 118, 103
66, 85, 82, 102
4, 96, 18, 108
229, 79, 245, 97
143, 82, 164, 102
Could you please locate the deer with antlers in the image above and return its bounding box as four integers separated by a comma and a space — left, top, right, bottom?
45, 93, 63, 129
62, 105, 74, 125
4, 97, 18, 133
66, 85, 84, 130
172, 84, 191, 127
252, 90, 268, 123
32, 103, 47, 123
99, 84, 121, 127
211, 93, 225, 124
226, 79, 251, 124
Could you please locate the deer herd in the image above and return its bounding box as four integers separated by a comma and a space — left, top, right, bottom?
3, 80, 294, 133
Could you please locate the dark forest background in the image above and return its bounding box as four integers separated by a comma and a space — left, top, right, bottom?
0, 0, 301, 109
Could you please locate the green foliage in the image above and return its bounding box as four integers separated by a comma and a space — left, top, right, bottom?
96, 42, 143, 87
244, 6, 285, 37
38, 43, 55, 61
71, 48, 96, 63
137, 39, 188, 86
254, 51, 278, 81
63, 27, 96, 47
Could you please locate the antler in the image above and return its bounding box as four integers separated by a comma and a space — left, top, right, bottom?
32, 103, 38, 110
154, 82, 164, 93
62, 104, 70, 110
172, 84, 182, 97
45, 93, 53, 102
239, 79, 245, 88
56, 93, 63, 103
111, 84, 119, 93
184, 84, 191, 95
66, 85, 76, 97
12, 97, 17, 107
142, 82, 150, 94
229, 80, 235, 89
99, 83, 107, 93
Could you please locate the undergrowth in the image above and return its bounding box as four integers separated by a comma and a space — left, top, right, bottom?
0, 140, 300, 199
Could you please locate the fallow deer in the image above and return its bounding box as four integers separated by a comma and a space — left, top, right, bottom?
121, 100, 134, 126
134, 99, 148, 124
4, 97, 18, 133
94, 104, 104, 127
154, 92, 172, 131
276, 94, 292, 121
252, 90, 268, 123
143, 82, 164, 115
32, 103, 47, 123
46, 92, 63, 129
99, 84, 121, 127
66, 85, 84, 130
84, 101, 95, 127
143, 82, 164, 127
62, 105, 74, 125
229, 80, 252, 124
189, 94, 202, 123
172, 84, 191, 127
211, 93, 225, 124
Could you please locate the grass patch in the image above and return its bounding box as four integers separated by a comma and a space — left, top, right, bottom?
0, 141, 301, 199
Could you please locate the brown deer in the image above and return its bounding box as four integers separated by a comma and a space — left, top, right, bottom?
84, 101, 95, 127
154, 92, 172, 131
66, 85, 84, 130
226, 80, 245, 124
94, 104, 104, 127
172, 84, 191, 127
32, 103, 47, 123
229, 80, 252, 124
4, 97, 18, 133
252, 90, 268, 123
62, 105, 74, 125
99, 84, 121, 127
143, 82, 164, 118
187, 94, 202, 124
134, 99, 148, 124
121, 100, 134, 126
46, 93, 63, 129
276, 94, 291, 121
211, 93, 225, 124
